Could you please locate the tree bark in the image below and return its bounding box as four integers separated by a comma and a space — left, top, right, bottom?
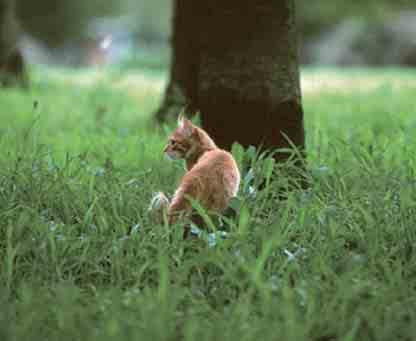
155, 0, 304, 163
154, 0, 198, 122
0, 0, 27, 87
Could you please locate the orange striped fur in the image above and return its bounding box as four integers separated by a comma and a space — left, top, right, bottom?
151, 116, 240, 228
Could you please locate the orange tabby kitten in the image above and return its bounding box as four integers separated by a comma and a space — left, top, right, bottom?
151, 116, 240, 233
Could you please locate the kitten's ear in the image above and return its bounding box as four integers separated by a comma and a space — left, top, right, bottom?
183, 119, 195, 137
177, 113, 185, 129
178, 114, 194, 137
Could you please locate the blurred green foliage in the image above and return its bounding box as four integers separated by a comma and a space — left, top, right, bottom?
123, 0, 171, 41
14, 0, 414, 47
297, 0, 415, 37
16, 0, 122, 46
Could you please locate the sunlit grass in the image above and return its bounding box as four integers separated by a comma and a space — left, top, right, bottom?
0, 67, 415, 340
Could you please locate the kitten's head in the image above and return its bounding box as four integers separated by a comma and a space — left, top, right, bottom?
164, 115, 216, 161
164, 115, 197, 160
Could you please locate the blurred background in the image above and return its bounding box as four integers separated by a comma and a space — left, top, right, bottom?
15, 0, 416, 68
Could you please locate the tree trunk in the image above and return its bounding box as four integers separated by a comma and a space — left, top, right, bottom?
154, 0, 198, 122
0, 0, 27, 87
155, 0, 304, 163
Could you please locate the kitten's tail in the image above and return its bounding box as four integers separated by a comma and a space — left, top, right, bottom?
149, 192, 170, 223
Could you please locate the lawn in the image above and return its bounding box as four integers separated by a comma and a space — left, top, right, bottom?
0, 66, 415, 341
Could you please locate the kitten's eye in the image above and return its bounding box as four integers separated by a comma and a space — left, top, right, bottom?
170, 139, 177, 145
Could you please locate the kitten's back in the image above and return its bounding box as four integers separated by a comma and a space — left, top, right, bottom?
180, 148, 240, 213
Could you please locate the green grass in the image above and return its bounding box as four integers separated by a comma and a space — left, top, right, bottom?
1, 67, 416, 341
